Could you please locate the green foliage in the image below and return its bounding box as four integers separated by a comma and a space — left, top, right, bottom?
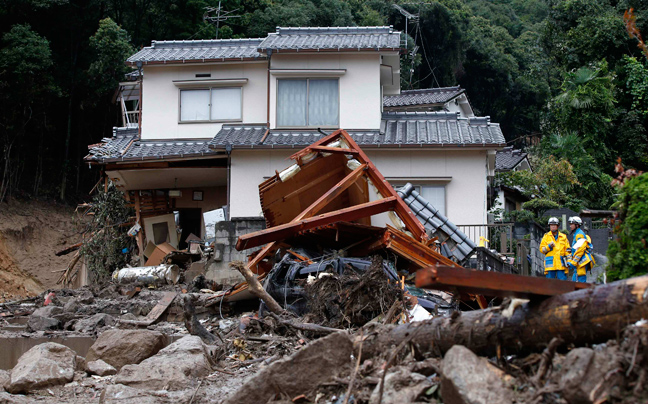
622, 55, 648, 114
607, 173, 648, 281
521, 198, 559, 216
88, 18, 135, 97
0, 24, 52, 78
80, 184, 135, 283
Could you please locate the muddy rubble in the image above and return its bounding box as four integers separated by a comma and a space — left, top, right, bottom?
0, 270, 645, 404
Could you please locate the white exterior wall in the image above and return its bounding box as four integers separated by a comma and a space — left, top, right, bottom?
141, 62, 268, 140
269, 53, 382, 130
229, 149, 489, 227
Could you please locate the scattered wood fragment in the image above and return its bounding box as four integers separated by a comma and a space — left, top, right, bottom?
55, 242, 83, 257
532, 337, 563, 386
229, 261, 286, 315
183, 295, 223, 345
120, 291, 176, 327
267, 312, 342, 335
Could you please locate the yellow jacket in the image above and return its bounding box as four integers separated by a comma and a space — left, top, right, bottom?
568, 228, 595, 276
539, 231, 569, 274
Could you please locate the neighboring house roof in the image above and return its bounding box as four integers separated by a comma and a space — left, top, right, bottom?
398, 183, 476, 263
85, 128, 219, 163
127, 38, 266, 65
379, 112, 505, 147
383, 86, 464, 108
258, 26, 402, 52
495, 146, 528, 171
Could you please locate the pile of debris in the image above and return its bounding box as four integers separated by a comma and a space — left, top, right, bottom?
1, 129, 647, 403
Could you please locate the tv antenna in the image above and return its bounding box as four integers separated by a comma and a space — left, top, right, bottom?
204, 1, 241, 39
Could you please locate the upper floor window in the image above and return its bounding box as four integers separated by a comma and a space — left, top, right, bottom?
277, 79, 339, 127
180, 87, 242, 122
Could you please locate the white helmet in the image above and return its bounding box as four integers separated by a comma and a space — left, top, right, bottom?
548, 217, 560, 225
568, 216, 583, 226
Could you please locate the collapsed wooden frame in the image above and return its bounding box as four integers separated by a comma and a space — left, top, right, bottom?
236, 129, 430, 273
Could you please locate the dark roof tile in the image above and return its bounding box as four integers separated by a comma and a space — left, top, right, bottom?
383, 86, 464, 107
258, 26, 401, 52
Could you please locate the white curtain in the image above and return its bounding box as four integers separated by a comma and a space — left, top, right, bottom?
277, 80, 307, 126
211, 87, 242, 120
421, 185, 446, 216
308, 79, 339, 126
180, 90, 210, 121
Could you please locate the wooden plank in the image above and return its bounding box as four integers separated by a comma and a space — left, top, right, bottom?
294, 163, 367, 221
307, 145, 359, 155
236, 197, 397, 250
416, 266, 591, 299
120, 292, 176, 326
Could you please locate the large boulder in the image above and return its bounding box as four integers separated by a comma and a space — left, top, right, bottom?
0, 369, 9, 392
441, 345, 515, 404
555, 347, 623, 404
72, 313, 115, 333
86, 329, 166, 370
114, 336, 216, 391
223, 332, 354, 404
5, 342, 77, 394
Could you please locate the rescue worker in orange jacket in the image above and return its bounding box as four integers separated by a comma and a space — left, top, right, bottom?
539, 217, 569, 280
566, 216, 595, 283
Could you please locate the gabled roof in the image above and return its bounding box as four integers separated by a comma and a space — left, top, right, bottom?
85, 128, 220, 163
383, 86, 465, 107
258, 26, 402, 52
379, 112, 505, 146
127, 38, 266, 65
496, 146, 528, 171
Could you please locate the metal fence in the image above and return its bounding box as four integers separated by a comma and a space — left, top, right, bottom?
456, 223, 515, 255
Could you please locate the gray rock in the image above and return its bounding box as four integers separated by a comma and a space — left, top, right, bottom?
0, 369, 9, 392
87, 360, 117, 376
120, 313, 138, 321
0, 392, 34, 403
441, 345, 514, 404
63, 299, 80, 313
556, 347, 623, 404
73, 313, 115, 333
27, 315, 60, 332
5, 342, 77, 394
370, 367, 433, 404
100, 384, 192, 404
115, 336, 215, 391
32, 306, 63, 318
75, 289, 95, 304
86, 329, 166, 370
223, 332, 354, 404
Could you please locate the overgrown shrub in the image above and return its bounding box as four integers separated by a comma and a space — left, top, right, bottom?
80, 183, 135, 283
607, 173, 648, 281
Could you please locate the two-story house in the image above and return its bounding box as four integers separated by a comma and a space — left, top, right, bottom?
86, 26, 505, 279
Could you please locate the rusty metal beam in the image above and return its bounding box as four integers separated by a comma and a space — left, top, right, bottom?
416, 266, 591, 300
236, 197, 397, 251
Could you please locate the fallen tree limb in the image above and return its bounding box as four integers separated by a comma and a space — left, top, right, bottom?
183, 295, 223, 345
360, 274, 648, 358
267, 312, 342, 335
229, 261, 285, 315
55, 242, 83, 257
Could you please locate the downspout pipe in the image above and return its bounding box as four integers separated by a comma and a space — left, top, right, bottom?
226, 143, 232, 221
136, 61, 143, 138
266, 49, 272, 133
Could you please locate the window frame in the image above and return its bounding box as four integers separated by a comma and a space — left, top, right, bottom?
276, 78, 340, 129
178, 86, 243, 124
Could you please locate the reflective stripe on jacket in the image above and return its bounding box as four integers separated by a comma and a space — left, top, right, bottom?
568, 228, 595, 276
539, 231, 569, 274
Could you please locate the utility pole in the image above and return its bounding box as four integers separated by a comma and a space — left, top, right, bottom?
392, 4, 420, 88
204, 1, 240, 39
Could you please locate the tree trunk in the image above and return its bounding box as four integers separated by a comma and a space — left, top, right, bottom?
361, 274, 648, 358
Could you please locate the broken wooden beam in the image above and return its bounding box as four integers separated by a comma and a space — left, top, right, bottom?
55, 242, 83, 257
119, 292, 176, 326
416, 266, 591, 299
362, 274, 648, 357
236, 197, 397, 250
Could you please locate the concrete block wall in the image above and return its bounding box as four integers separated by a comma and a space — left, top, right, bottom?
205, 217, 266, 285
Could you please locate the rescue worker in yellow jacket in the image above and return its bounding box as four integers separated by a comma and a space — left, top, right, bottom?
566, 216, 595, 283
539, 217, 569, 280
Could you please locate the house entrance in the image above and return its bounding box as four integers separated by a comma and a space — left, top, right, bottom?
176, 208, 202, 250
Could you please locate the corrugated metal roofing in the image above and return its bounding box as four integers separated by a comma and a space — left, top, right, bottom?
398, 183, 476, 263
127, 38, 266, 64
258, 26, 401, 51
383, 86, 464, 107
496, 146, 528, 171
